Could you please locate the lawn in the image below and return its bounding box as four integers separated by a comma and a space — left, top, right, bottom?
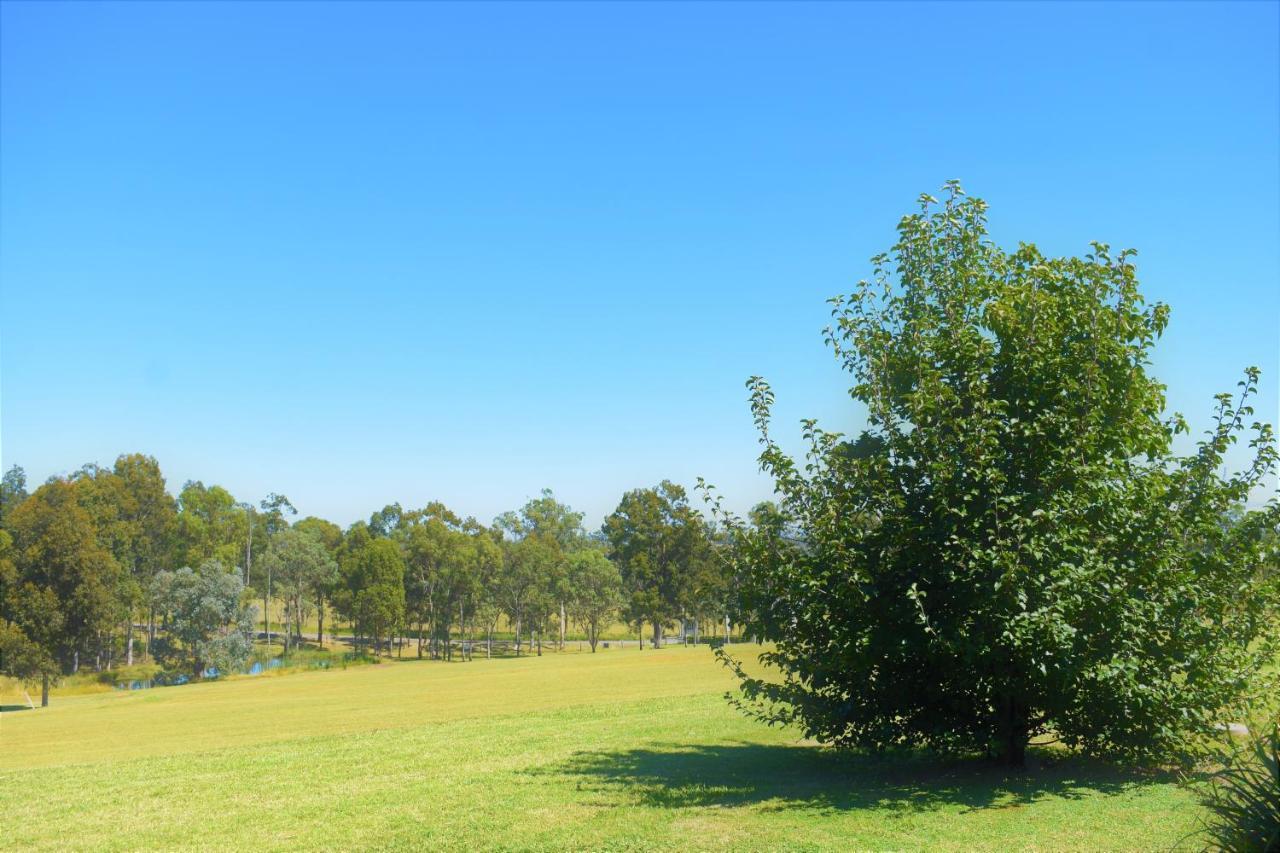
0, 645, 1204, 850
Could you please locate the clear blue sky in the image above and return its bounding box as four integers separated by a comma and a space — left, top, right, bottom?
2, 1, 1277, 529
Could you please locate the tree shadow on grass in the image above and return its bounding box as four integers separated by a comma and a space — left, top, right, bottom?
0, 704, 33, 713
535, 740, 1185, 815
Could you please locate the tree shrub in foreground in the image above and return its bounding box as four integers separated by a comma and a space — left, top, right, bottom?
706, 184, 1280, 766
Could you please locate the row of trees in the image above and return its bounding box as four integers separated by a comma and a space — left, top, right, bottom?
0, 455, 744, 704
334, 481, 734, 659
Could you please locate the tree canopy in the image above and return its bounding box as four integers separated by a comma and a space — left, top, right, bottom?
150, 559, 254, 678
604, 480, 715, 647
710, 184, 1280, 766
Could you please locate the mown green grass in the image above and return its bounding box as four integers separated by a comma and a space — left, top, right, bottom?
0, 646, 1203, 850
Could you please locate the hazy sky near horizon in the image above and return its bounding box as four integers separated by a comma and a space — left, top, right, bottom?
2, 1, 1277, 529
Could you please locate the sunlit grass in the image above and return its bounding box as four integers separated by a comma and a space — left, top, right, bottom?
0, 645, 1202, 850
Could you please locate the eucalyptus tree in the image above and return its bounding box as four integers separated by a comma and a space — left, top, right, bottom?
706, 184, 1280, 766
331, 522, 372, 645
0, 530, 61, 705
150, 559, 254, 678
450, 518, 499, 661
522, 540, 565, 656
293, 516, 343, 642
342, 538, 405, 655
496, 536, 557, 656
68, 463, 141, 668
65, 455, 178, 666
399, 502, 466, 658
175, 481, 245, 569
566, 549, 623, 652
0, 465, 28, 530
6, 478, 121, 675
250, 493, 296, 644
260, 526, 337, 651
0, 619, 58, 705
471, 525, 505, 658
603, 481, 710, 648
368, 503, 404, 539
110, 454, 178, 663
497, 489, 585, 648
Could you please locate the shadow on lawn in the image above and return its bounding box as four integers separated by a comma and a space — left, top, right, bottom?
538, 741, 1182, 814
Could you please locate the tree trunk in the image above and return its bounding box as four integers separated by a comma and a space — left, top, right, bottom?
514, 616, 521, 657
559, 601, 566, 651
126, 618, 135, 666
428, 600, 436, 659
148, 606, 156, 662
317, 595, 325, 644
652, 620, 662, 649
41, 674, 49, 707
1000, 694, 1029, 767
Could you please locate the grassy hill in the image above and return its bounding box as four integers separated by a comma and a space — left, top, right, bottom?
0, 645, 1203, 850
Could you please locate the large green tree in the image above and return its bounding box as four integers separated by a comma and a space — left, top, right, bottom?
260, 526, 338, 651
566, 549, 623, 652
0, 530, 61, 705
603, 481, 710, 648
710, 184, 1280, 766
495, 535, 558, 656
399, 503, 471, 659
339, 537, 405, 655
175, 481, 246, 570
150, 559, 254, 678
293, 516, 343, 643
6, 478, 122, 676
497, 489, 584, 649
111, 454, 178, 663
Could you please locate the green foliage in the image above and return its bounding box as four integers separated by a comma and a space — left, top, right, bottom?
398, 503, 481, 659
339, 538, 405, 651
604, 480, 714, 645
1198, 724, 1280, 851
709, 184, 1280, 765
0, 617, 59, 687
496, 489, 586, 552
497, 535, 561, 655
176, 481, 247, 569
150, 559, 254, 677
260, 526, 338, 649
0, 464, 28, 530
6, 478, 122, 671
0, 529, 62, 694
566, 549, 623, 651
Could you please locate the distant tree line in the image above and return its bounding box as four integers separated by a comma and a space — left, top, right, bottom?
0, 459, 745, 705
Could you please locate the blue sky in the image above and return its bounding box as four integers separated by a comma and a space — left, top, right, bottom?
2, 1, 1277, 528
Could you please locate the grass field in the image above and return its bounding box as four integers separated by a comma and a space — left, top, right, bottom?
0, 645, 1205, 850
